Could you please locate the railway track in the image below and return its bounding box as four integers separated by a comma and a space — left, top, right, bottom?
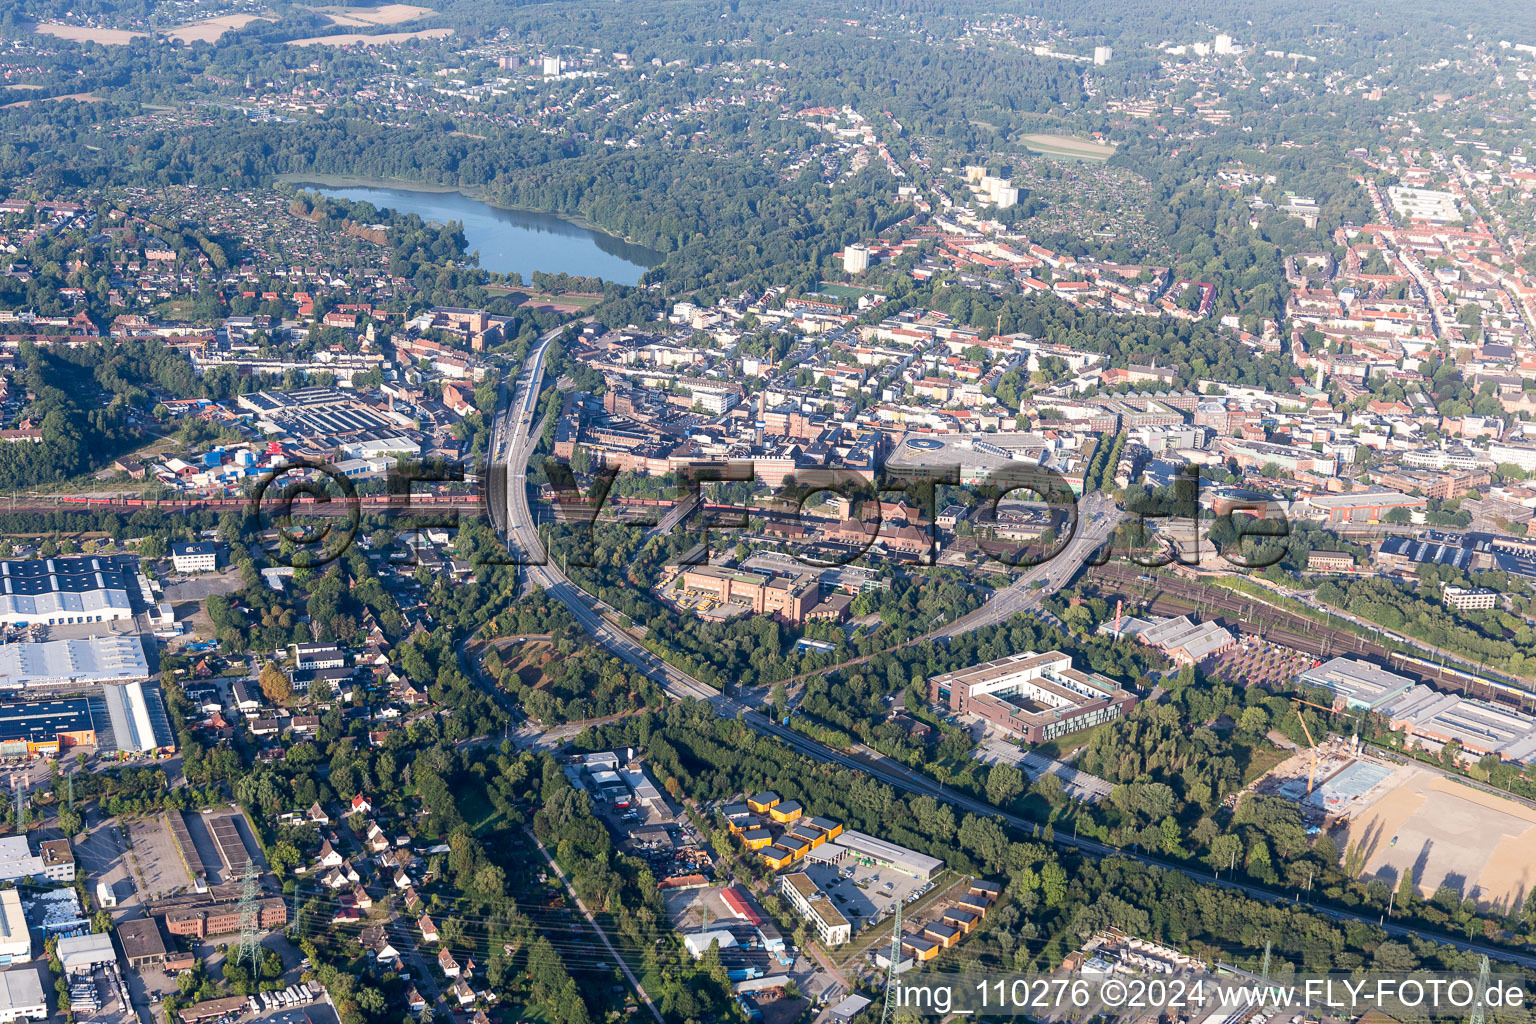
1087, 563, 1536, 707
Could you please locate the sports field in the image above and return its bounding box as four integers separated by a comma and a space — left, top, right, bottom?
1022, 133, 1116, 161
1340, 766, 1536, 912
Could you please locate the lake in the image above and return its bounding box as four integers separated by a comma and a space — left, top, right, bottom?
299, 183, 661, 285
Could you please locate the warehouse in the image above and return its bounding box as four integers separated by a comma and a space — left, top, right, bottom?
1113, 615, 1236, 666
55, 933, 117, 976
0, 967, 45, 1023
1297, 657, 1416, 712
0, 891, 28, 965
832, 830, 943, 880
1382, 686, 1536, 763
0, 636, 150, 691
101, 681, 176, 754
0, 557, 137, 627
0, 682, 173, 756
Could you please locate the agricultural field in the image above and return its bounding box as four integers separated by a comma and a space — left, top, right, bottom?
164, 14, 267, 42
32, 22, 147, 44
287, 26, 452, 46
310, 3, 432, 25
1021, 132, 1117, 161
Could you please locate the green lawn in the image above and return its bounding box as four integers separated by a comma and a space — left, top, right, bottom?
455, 781, 504, 835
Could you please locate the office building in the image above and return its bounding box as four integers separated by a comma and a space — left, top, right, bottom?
36, 840, 73, 884
170, 542, 222, 573
929, 651, 1136, 743
779, 872, 851, 947
160, 896, 287, 938
1093, 45, 1112, 65
1442, 586, 1497, 611
843, 245, 870, 274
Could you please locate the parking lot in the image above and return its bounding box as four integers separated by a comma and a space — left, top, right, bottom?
800, 860, 931, 933
126, 814, 193, 901
76, 813, 138, 908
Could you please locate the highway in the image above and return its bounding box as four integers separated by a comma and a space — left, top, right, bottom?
488, 340, 1536, 970
931, 490, 1124, 638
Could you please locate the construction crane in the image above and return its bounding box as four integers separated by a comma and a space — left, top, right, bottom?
1291, 701, 1322, 794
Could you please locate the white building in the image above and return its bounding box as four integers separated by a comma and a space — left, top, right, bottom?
0, 839, 42, 885
0, 892, 29, 965
0, 556, 136, 628
843, 245, 870, 274
55, 933, 116, 976
682, 930, 737, 958
0, 635, 149, 691
1442, 586, 1497, 611
0, 967, 45, 1022
779, 872, 850, 946
1214, 33, 1235, 54
170, 542, 221, 573
542, 55, 563, 76
1093, 45, 1113, 65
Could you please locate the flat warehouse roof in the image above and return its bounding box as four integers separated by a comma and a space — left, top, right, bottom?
834, 829, 943, 878
0, 966, 44, 1011
0, 697, 98, 742
0, 635, 149, 688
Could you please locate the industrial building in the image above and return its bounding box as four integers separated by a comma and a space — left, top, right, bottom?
825, 830, 943, 880
929, 651, 1136, 743
158, 896, 287, 939
0, 837, 46, 885
1296, 657, 1416, 711
0, 967, 45, 1023
1300, 490, 1425, 524
0, 635, 150, 691
0, 681, 173, 756
55, 933, 116, 976
0, 556, 139, 628
0, 892, 28, 965
676, 566, 821, 623
1382, 686, 1536, 763
778, 872, 851, 947
117, 918, 171, 969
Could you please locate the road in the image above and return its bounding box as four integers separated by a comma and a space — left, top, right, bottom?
932, 490, 1124, 638
489, 340, 1536, 970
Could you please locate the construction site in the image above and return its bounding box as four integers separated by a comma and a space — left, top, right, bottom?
1249, 730, 1536, 912
1249, 734, 1393, 827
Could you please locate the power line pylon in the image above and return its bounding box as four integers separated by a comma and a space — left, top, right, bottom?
237, 858, 263, 973
879, 897, 904, 1024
